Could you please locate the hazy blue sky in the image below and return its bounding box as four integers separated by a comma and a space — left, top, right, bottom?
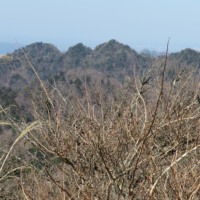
1, 0, 200, 52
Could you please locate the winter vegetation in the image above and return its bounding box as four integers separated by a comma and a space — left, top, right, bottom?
1, 39, 200, 199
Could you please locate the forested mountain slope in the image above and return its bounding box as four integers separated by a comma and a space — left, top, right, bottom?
0, 40, 155, 90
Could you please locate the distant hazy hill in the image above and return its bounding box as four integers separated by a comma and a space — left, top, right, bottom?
0, 42, 26, 55
140, 49, 166, 57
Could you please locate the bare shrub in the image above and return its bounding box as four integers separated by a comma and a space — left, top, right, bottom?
1, 40, 200, 199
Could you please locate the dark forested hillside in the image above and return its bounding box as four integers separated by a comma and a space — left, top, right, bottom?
167, 48, 200, 67
1, 40, 200, 92
0, 40, 156, 90
1, 40, 200, 113
0, 42, 62, 90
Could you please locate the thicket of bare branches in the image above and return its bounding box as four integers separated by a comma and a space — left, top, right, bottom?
1, 40, 200, 199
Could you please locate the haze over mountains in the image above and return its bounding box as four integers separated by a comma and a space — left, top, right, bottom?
1, 41, 166, 56
0, 40, 181, 56
0, 42, 26, 55
1, 39, 199, 59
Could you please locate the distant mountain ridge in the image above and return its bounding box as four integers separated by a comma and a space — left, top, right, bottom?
140, 49, 166, 57
0, 40, 155, 90
0, 39, 200, 91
